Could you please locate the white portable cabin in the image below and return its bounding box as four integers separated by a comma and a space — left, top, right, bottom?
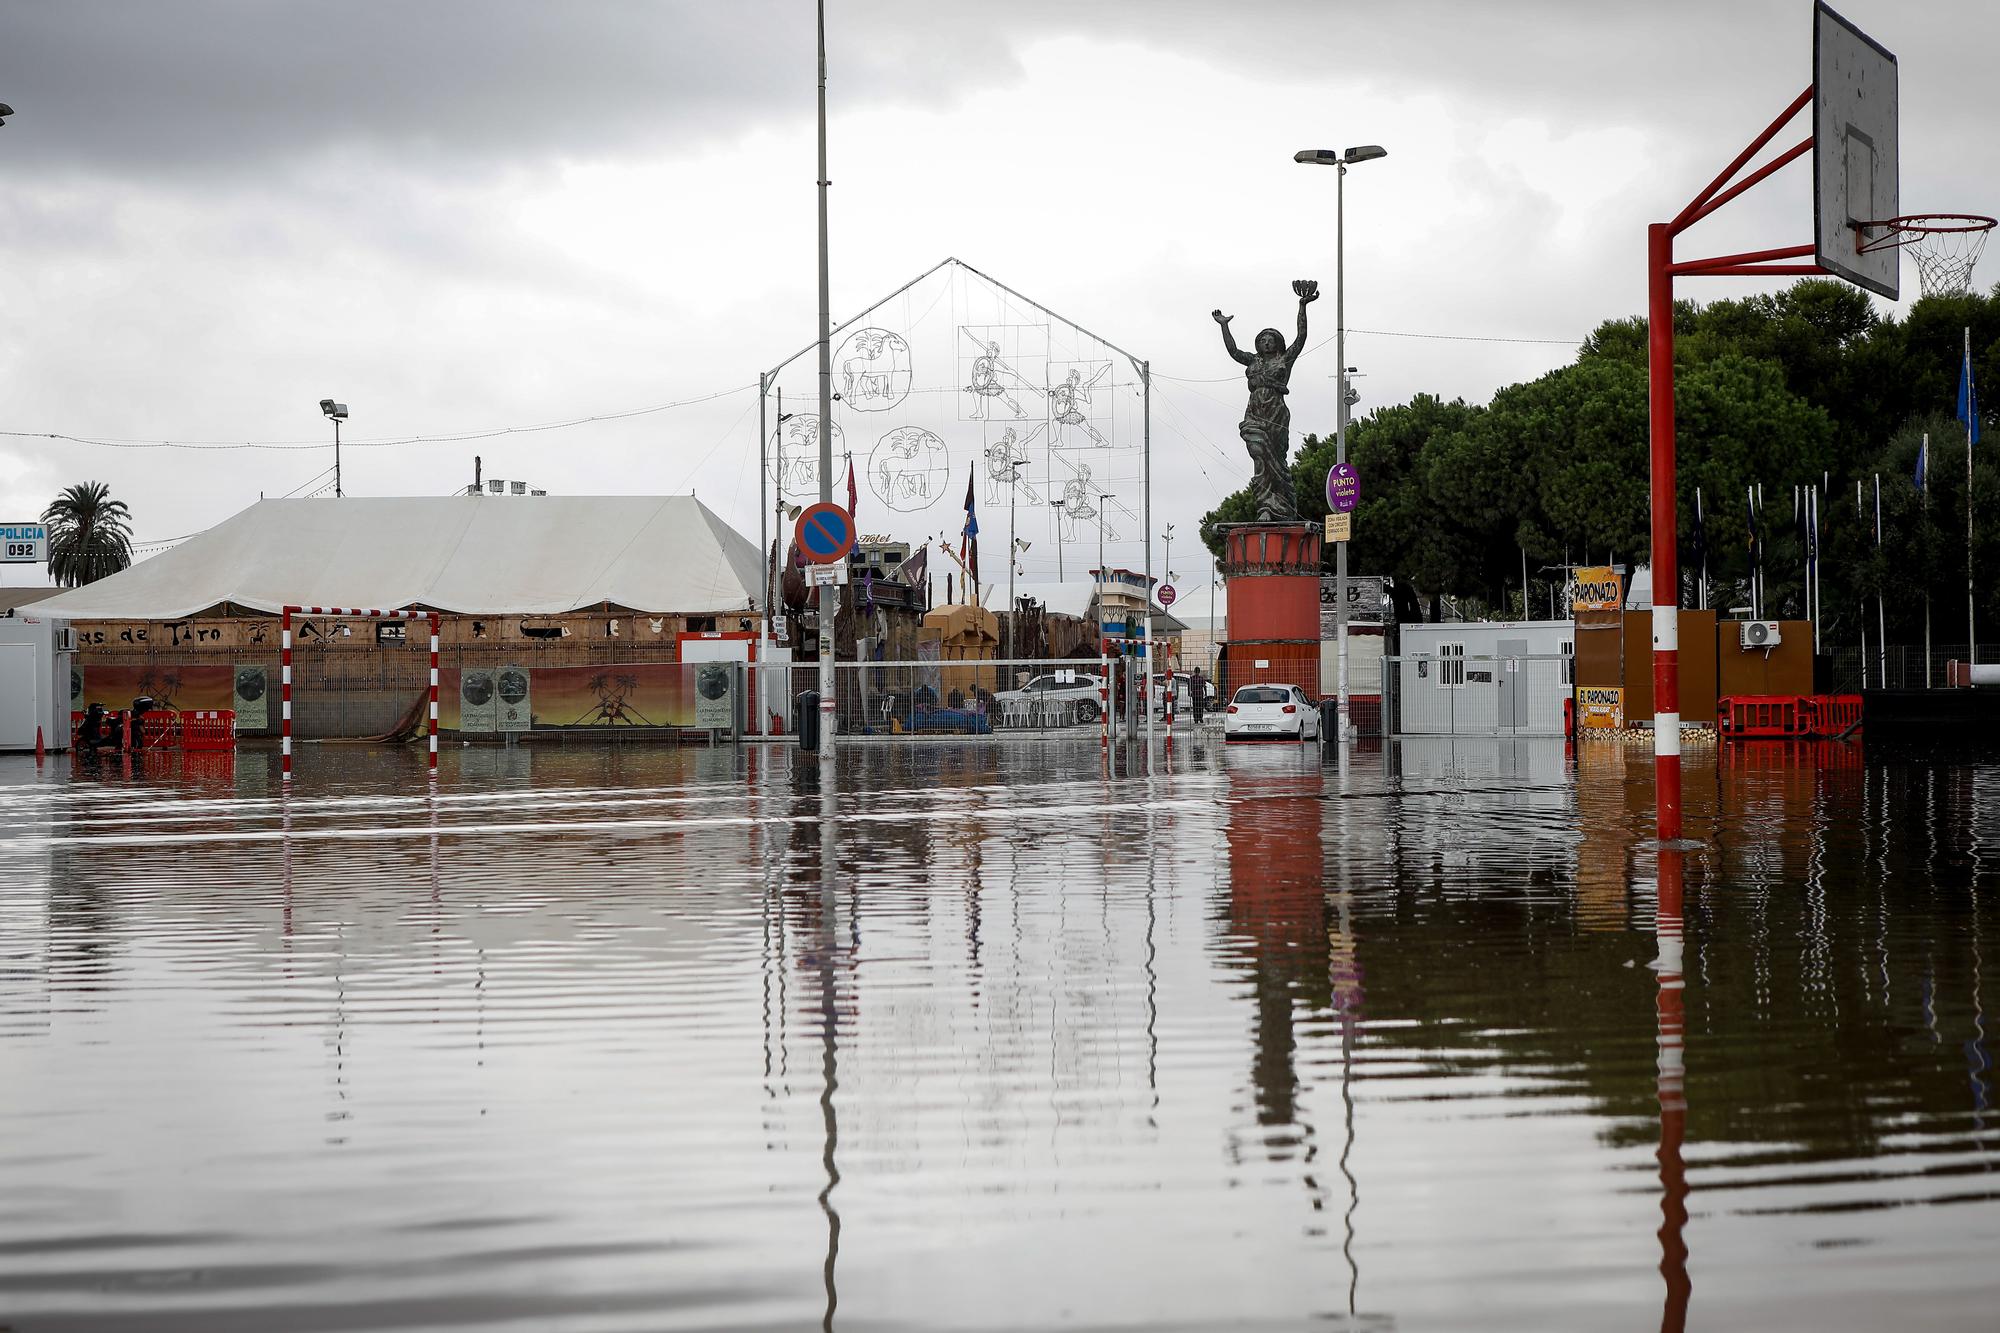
0, 613, 76, 751
1395, 620, 1573, 736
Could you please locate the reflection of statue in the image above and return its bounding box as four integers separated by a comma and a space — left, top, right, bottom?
1213, 279, 1317, 522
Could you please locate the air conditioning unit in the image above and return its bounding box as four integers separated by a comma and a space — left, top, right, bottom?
1740, 620, 1782, 649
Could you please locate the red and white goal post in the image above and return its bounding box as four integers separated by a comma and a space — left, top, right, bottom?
281, 605, 440, 779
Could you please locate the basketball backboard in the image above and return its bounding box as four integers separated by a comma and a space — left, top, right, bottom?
1813, 1, 1899, 299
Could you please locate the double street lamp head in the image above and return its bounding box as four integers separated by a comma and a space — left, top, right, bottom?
1294, 145, 1388, 167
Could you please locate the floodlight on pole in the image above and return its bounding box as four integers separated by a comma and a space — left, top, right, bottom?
1295, 141, 1386, 745
318, 398, 348, 498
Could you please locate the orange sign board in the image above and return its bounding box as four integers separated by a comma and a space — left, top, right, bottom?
1570, 566, 1623, 612
1578, 686, 1624, 730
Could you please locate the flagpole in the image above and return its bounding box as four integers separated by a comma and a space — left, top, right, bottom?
1967, 327, 1978, 666
1756, 482, 1765, 619
1695, 487, 1706, 611
1810, 484, 1820, 656
1857, 478, 1866, 689
1875, 473, 1886, 690
1921, 434, 1933, 686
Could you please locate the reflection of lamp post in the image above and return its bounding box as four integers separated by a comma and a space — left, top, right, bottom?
1296, 143, 1386, 742
317, 398, 348, 498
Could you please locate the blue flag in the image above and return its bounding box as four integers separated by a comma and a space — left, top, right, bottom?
1915, 436, 1928, 494
1961, 334, 1981, 446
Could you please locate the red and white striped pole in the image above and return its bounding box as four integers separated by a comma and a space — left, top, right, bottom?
1647, 223, 1681, 843
1099, 638, 1110, 748
280, 606, 294, 780
428, 612, 440, 774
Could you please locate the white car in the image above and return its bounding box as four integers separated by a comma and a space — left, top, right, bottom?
1223, 683, 1321, 742
994, 671, 1107, 724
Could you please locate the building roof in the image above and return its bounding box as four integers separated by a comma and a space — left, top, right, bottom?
33, 495, 765, 620
983, 581, 1097, 620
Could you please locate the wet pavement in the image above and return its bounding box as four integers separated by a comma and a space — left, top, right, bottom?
0, 736, 1995, 1331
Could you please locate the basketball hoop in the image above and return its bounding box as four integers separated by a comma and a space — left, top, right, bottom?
1853, 213, 1997, 298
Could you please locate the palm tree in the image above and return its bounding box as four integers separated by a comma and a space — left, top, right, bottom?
42, 481, 134, 587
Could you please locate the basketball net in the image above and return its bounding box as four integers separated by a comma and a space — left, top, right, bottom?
1857, 213, 1997, 299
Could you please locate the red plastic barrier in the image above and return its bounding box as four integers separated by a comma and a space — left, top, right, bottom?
134, 712, 182, 750
179, 710, 237, 751
1717, 695, 1810, 739
1806, 694, 1862, 738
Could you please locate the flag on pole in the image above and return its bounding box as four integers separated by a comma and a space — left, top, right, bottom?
1692, 487, 1707, 601
1960, 334, 1981, 446
845, 453, 858, 523
1746, 485, 1759, 559
1916, 435, 1929, 493
960, 464, 980, 585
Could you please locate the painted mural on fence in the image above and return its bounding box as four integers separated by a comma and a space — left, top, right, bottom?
76, 664, 235, 712
441, 663, 700, 731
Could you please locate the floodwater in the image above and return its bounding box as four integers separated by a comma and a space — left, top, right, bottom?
0, 734, 1995, 1332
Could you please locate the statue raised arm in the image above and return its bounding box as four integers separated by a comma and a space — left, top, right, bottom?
1212, 310, 1253, 366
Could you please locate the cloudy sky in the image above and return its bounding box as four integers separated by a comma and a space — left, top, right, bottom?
1, 0, 1992, 593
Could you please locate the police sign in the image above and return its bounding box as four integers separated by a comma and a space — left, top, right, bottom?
1, 522, 48, 563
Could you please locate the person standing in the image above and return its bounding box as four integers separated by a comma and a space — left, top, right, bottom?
1190, 667, 1208, 724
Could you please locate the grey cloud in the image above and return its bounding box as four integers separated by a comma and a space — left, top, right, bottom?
0, 0, 1024, 180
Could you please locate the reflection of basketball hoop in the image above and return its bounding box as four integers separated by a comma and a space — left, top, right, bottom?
1854, 214, 1997, 297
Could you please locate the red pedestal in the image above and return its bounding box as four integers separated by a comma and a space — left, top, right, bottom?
1219, 522, 1323, 698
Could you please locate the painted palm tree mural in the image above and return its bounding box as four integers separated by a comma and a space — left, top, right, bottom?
42, 482, 134, 587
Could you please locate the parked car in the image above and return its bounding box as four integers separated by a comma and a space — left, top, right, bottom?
1223, 682, 1321, 742
994, 671, 1107, 724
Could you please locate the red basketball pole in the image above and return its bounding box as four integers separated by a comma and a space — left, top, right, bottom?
1647, 84, 1824, 844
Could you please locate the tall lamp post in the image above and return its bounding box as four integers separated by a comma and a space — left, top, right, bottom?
1295, 143, 1386, 743
1161, 523, 1174, 605
318, 399, 348, 497
1051, 498, 1066, 583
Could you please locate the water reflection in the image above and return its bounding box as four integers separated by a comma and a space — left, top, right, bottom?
0, 738, 1995, 1330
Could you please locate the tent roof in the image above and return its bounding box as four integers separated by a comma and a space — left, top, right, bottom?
34, 496, 765, 620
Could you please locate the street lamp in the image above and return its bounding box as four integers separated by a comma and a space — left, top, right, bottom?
1295, 142, 1386, 744
1051, 498, 1066, 584
318, 398, 348, 498
0, 104, 15, 128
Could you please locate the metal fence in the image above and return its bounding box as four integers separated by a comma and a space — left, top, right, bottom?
1825, 644, 1978, 692
769, 657, 1168, 739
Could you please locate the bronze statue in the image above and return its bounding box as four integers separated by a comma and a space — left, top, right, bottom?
1212, 279, 1317, 523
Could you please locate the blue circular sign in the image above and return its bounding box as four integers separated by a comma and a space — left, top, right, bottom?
795, 502, 856, 565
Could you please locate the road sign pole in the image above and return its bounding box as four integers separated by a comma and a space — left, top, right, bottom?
815, 0, 836, 746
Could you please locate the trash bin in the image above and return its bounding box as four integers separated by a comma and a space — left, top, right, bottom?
795, 691, 820, 751
1319, 698, 1341, 753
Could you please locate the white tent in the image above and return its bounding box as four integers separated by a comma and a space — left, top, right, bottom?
35, 496, 766, 619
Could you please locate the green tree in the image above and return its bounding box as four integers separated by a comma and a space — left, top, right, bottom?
42, 481, 134, 587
